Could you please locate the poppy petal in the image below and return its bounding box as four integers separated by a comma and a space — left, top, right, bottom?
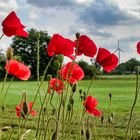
76, 35, 97, 57
16, 29, 28, 37
47, 34, 75, 59
136, 42, 140, 54
30, 110, 37, 116
16, 62, 31, 80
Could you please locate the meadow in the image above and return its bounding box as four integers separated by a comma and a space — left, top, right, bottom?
0, 75, 140, 140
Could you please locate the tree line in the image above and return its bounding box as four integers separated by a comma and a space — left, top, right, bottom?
0, 29, 140, 80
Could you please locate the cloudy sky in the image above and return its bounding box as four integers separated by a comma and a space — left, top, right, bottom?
0, 0, 140, 63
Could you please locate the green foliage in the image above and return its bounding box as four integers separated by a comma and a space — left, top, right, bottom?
11, 28, 61, 79
78, 60, 98, 79
115, 58, 140, 74
0, 50, 6, 79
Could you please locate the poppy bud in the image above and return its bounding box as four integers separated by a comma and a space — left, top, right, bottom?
1, 126, 11, 131
21, 111, 26, 119
72, 83, 77, 93
2, 105, 5, 111
67, 104, 71, 111
54, 60, 60, 69
56, 54, 64, 64
47, 74, 52, 81
6, 47, 13, 60
83, 92, 86, 100
76, 32, 80, 40
43, 107, 46, 112
79, 89, 82, 94
69, 96, 74, 105
85, 129, 90, 140
108, 116, 113, 125
101, 115, 104, 124
111, 112, 114, 118
52, 108, 55, 115
109, 93, 112, 99
51, 131, 57, 140
81, 129, 84, 135
23, 101, 28, 115
61, 99, 65, 107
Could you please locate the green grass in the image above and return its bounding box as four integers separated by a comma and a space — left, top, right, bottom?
0, 76, 140, 139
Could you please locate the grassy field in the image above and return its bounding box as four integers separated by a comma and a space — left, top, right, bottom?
0, 75, 140, 139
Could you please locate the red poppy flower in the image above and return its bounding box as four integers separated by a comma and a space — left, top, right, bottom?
2, 11, 28, 37
5, 59, 31, 80
96, 48, 118, 72
48, 78, 64, 94
136, 42, 140, 54
60, 62, 84, 84
47, 34, 75, 59
83, 96, 102, 117
16, 102, 37, 117
75, 35, 97, 57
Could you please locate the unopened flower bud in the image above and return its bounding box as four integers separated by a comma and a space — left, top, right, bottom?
6, 47, 13, 60
51, 131, 57, 140
76, 32, 80, 40
21, 111, 26, 119
111, 112, 114, 118
86, 129, 90, 140
54, 60, 60, 69
43, 107, 46, 112
109, 93, 112, 99
79, 89, 82, 94
2, 105, 5, 111
108, 116, 113, 125
47, 74, 52, 81
67, 104, 71, 111
69, 96, 74, 105
81, 129, 84, 135
83, 92, 86, 100
72, 83, 77, 93
23, 101, 28, 115
61, 99, 64, 107
56, 54, 64, 64
101, 115, 104, 124
51, 108, 55, 115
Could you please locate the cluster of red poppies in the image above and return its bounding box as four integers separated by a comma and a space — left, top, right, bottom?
1, 11, 139, 118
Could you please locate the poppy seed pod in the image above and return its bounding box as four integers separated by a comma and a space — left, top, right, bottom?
72, 83, 77, 93
86, 129, 90, 140
47, 74, 52, 81
6, 47, 13, 60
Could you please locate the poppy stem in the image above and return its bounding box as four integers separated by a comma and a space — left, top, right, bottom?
125, 71, 139, 138
87, 73, 96, 96
0, 33, 4, 40
1, 76, 14, 108
19, 56, 54, 137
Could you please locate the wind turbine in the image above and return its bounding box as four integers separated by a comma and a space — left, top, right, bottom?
115, 40, 124, 65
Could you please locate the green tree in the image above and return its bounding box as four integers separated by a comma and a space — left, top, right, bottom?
11, 28, 59, 79
0, 49, 6, 79
78, 60, 97, 79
